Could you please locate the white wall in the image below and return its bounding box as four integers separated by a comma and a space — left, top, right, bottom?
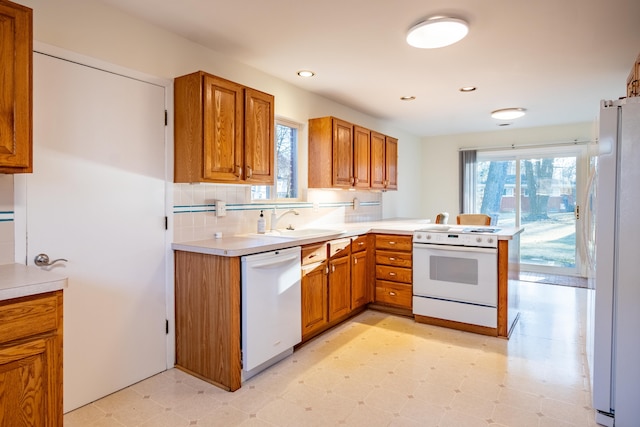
19, 0, 424, 222
420, 122, 597, 222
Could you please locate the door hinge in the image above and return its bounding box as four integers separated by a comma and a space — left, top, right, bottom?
165, 216, 168, 230
575, 205, 580, 220
165, 319, 169, 334
164, 110, 168, 126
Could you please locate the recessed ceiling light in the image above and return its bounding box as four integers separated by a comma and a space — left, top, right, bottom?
459, 86, 477, 92
491, 108, 527, 120
297, 70, 315, 77
406, 17, 469, 49
400, 96, 416, 101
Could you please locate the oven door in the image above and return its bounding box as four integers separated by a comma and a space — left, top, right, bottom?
413, 243, 497, 307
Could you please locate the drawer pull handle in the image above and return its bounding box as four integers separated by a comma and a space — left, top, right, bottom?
389, 292, 396, 296
389, 272, 396, 276
389, 241, 396, 245
309, 254, 317, 258
388, 257, 396, 261
358, 242, 364, 246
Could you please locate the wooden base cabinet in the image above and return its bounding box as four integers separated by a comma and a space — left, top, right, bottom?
374, 234, 412, 312
174, 251, 242, 391
0, 0, 33, 173
328, 239, 351, 321
0, 291, 63, 426
351, 235, 372, 310
301, 243, 329, 339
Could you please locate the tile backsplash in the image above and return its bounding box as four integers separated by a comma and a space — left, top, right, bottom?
0, 175, 14, 264
172, 184, 382, 242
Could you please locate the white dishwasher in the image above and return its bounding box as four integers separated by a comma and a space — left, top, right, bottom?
241, 246, 301, 380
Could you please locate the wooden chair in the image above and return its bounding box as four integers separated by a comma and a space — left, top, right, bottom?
435, 212, 449, 224
456, 214, 491, 226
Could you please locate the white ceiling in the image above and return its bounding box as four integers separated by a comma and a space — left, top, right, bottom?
98, 0, 640, 137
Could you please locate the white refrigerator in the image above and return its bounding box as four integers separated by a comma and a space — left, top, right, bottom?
592, 97, 640, 426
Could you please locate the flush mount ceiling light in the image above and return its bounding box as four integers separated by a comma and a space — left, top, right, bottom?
406, 17, 469, 49
297, 70, 315, 77
491, 108, 527, 120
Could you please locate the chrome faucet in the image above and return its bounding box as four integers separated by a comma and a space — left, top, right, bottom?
270, 209, 300, 231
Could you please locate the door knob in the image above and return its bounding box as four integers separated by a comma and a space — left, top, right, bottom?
34, 253, 68, 267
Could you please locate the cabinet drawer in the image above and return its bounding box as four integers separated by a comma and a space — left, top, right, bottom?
0, 293, 60, 344
375, 265, 412, 284
375, 250, 412, 268
302, 243, 327, 265
375, 281, 412, 309
329, 238, 351, 258
351, 235, 368, 253
375, 234, 412, 252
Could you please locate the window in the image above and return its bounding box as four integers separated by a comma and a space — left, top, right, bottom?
251, 120, 299, 200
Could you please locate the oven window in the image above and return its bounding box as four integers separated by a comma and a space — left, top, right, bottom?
429, 256, 478, 285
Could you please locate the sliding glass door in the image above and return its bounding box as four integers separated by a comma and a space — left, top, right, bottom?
475, 146, 588, 276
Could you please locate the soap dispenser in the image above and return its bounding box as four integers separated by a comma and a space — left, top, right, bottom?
257, 210, 266, 234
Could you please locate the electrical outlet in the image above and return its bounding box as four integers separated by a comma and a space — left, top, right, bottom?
216, 200, 226, 217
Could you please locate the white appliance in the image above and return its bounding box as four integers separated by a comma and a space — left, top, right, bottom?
412, 227, 499, 328
241, 246, 302, 380
592, 97, 640, 426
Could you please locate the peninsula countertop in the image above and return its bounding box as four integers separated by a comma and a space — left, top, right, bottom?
0, 263, 68, 301
172, 219, 524, 257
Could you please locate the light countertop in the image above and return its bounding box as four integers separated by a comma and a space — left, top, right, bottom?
172, 219, 524, 257
0, 263, 68, 301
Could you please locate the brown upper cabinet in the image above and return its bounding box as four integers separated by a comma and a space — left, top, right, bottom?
308, 116, 397, 190
0, 0, 32, 174
370, 132, 397, 190
174, 71, 274, 184
627, 52, 640, 98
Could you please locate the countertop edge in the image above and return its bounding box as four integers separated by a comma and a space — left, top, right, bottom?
0, 264, 68, 302
172, 222, 524, 257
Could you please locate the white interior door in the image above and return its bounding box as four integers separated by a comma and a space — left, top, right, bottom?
21, 52, 168, 412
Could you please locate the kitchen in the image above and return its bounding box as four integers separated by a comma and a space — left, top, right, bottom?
0, 0, 639, 426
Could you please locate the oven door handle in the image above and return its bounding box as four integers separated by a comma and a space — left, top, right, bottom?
413, 244, 497, 254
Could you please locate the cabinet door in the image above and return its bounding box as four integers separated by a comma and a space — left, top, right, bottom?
332, 118, 354, 187
0, 1, 32, 173
0, 336, 61, 427
301, 261, 328, 337
328, 255, 351, 321
244, 88, 274, 183
351, 250, 370, 309
202, 74, 244, 181
353, 126, 371, 188
370, 131, 386, 189
385, 136, 398, 190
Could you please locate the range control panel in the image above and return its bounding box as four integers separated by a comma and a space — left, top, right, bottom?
413, 230, 499, 248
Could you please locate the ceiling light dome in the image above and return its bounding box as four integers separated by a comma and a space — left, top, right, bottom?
406, 17, 469, 49
491, 108, 527, 120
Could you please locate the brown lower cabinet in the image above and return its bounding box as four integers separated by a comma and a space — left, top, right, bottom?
301, 243, 329, 339
174, 251, 242, 391
0, 291, 63, 426
373, 234, 413, 313
328, 239, 351, 321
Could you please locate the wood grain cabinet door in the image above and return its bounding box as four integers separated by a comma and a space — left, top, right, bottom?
385, 136, 398, 190
0, 0, 32, 173
370, 131, 386, 189
244, 88, 274, 184
332, 118, 354, 188
301, 261, 328, 338
328, 255, 351, 321
202, 74, 244, 182
353, 126, 371, 188
351, 250, 370, 309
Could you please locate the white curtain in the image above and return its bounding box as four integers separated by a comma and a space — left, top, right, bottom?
459, 150, 476, 213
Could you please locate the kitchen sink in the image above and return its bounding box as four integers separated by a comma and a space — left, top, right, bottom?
246, 228, 345, 240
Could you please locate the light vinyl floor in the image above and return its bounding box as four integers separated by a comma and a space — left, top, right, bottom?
64, 281, 597, 426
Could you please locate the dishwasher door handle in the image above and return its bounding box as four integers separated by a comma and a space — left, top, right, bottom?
250, 254, 300, 269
